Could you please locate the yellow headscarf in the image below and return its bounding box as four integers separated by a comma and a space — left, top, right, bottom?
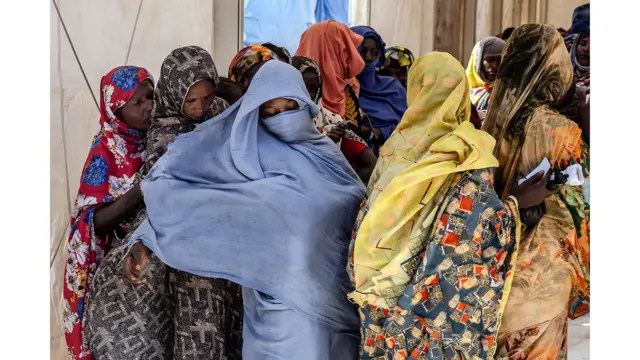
466, 37, 505, 88
349, 52, 500, 308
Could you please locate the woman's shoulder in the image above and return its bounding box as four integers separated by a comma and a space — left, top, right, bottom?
530, 105, 581, 131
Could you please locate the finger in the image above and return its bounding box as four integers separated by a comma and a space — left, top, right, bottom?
122, 257, 145, 284
522, 170, 545, 186
538, 170, 553, 186
130, 244, 149, 271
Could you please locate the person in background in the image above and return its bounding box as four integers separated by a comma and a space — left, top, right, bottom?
558, 28, 590, 145
567, 3, 590, 39
376, 46, 415, 88
126, 60, 365, 360
258, 41, 292, 63
347, 52, 556, 358
87, 46, 242, 360
63, 66, 154, 360
296, 20, 377, 183
351, 26, 407, 154
292, 55, 374, 177
466, 36, 506, 113
571, 28, 590, 95
500, 27, 515, 41
216, 77, 247, 106
481, 24, 589, 358
557, 27, 568, 37
228, 43, 282, 89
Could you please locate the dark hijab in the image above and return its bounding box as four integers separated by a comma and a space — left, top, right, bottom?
146, 46, 229, 169
291, 55, 322, 104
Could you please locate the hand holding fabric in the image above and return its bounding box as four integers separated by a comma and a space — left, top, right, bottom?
510, 170, 559, 209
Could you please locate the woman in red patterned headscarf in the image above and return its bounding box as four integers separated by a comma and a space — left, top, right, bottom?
63, 65, 154, 360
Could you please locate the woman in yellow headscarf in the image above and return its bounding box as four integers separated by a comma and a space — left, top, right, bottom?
347, 52, 555, 359
482, 24, 589, 359
466, 37, 506, 113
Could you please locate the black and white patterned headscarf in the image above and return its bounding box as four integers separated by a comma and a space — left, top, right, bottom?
146, 46, 229, 169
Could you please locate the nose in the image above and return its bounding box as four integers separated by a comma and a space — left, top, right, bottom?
144, 99, 154, 113
365, 53, 375, 63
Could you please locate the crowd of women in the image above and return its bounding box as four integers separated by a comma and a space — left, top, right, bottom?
62, 4, 589, 359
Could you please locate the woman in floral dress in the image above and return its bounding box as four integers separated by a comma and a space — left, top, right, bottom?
87, 46, 242, 360
63, 66, 154, 360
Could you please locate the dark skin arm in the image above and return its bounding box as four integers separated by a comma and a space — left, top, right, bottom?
509, 170, 559, 209
93, 183, 144, 237
360, 125, 383, 144
354, 147, 377, 184
327, 124, 377, 184
578, 89, 590, 144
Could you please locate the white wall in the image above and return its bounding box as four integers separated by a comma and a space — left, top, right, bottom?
545, 0, 588, 29
50, 1, 241, 358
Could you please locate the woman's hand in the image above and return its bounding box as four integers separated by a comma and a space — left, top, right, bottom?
510, 170, 559, 209
122, 242, 151, 285
94, 183, 145, 236
327, 124, 346, 143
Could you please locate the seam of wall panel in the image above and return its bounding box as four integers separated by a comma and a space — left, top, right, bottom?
51, 0, 99, 110
125, 0, 144, 65
52, 0, 72, 266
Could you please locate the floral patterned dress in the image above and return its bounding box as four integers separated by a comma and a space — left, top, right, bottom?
86, 46, 243, 360
63, 66, 152, 360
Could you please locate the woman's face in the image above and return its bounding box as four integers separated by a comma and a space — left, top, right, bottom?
183, 79, 216, 120
117, 80, 154, 131
260, 98, 299, 119
302, 69, 321, 100
481, 55, 501, 82
576, 35, 590, 66
360, 37, 379, 67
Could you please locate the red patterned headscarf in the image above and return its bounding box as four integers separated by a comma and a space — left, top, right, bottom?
63, 65, 152, 360
228, 44, 277, 85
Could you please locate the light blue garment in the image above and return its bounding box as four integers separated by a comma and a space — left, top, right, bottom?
242, 288, 359, 360
129, 60, 365, 353
315, 0, 349, 24
583, 177, 590, 204
243, 0, 349, 54
244, 0, 316, 54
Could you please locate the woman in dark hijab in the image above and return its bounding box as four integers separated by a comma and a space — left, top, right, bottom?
87, 46, 243, 360
351, 26, 408, 154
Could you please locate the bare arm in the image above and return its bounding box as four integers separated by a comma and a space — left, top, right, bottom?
355, 147, 377, 185
93, 184, 144, 236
